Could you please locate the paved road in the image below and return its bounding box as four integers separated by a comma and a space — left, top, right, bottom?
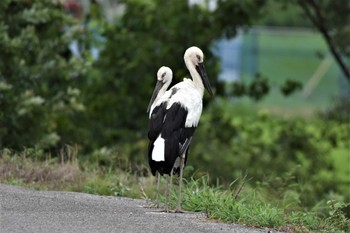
0, 185, 276, 233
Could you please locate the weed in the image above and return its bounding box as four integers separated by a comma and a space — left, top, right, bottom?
324, 200, 350, 232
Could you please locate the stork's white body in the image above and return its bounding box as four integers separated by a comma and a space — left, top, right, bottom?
157, 78, 203, 127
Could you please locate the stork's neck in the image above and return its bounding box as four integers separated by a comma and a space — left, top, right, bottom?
158, 84, 169, 98
186, 61, 204, 97
153, 83, 169, 107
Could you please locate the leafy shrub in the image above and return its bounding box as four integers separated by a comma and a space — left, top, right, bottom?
188, 98, 348, 209
325, 200, 350, 232
0, 0, 88, 149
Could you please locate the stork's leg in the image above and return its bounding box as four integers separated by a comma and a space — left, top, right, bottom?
175, 157, 185, 213
170, 168, 174, 196
156, 172, 161, 207
165, 168, 174, 212
165, 174, 170, 212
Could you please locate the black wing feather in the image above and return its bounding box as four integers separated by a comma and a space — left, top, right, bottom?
148, 102, 167, 140
148, 102, 167, 176
148, 102, 196, 176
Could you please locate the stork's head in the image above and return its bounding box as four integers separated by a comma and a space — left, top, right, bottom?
147, 66, 173, 113
184, 46, 213, 96
184, 46, 204, 66
157, 66, 173, 85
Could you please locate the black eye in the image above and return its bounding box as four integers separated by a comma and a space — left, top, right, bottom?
196, 55, 201, 61
161, 72, 166, 78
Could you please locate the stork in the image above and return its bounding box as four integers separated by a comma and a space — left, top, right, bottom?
148, 46, 213, 212
147, 66, 173, 207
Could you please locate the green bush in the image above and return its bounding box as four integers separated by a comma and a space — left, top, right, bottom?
0, 0, 88, 149
188, 98, 348, 209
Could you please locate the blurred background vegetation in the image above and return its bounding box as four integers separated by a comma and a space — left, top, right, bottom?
0, 0, 349, 223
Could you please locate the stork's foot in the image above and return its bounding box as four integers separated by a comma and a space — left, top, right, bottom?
174, 208, 186, 213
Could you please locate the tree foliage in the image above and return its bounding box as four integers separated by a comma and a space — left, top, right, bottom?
0, 0, 88, 149
295, 0, 350, 81
257, 0, 350, 80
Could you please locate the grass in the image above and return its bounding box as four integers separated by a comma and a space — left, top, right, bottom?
1, 149, 349, 232
241, 28, 341, 115
0, 149, 81, 191
162, 177, 349, 233
0, 148, 156, 198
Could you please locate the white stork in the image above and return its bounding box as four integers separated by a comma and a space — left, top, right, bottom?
147, 46, 213, 212
147, 66, 173, 208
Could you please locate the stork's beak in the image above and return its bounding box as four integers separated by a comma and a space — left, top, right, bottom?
147, 80, 163, 113
196, 62, 213, 96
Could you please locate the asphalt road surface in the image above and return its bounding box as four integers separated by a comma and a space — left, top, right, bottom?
0, 184, 277, 233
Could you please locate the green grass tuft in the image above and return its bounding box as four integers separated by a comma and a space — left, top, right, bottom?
158, 176, 349, 232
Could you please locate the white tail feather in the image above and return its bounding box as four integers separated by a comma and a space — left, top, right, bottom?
152, 135, 165, 161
